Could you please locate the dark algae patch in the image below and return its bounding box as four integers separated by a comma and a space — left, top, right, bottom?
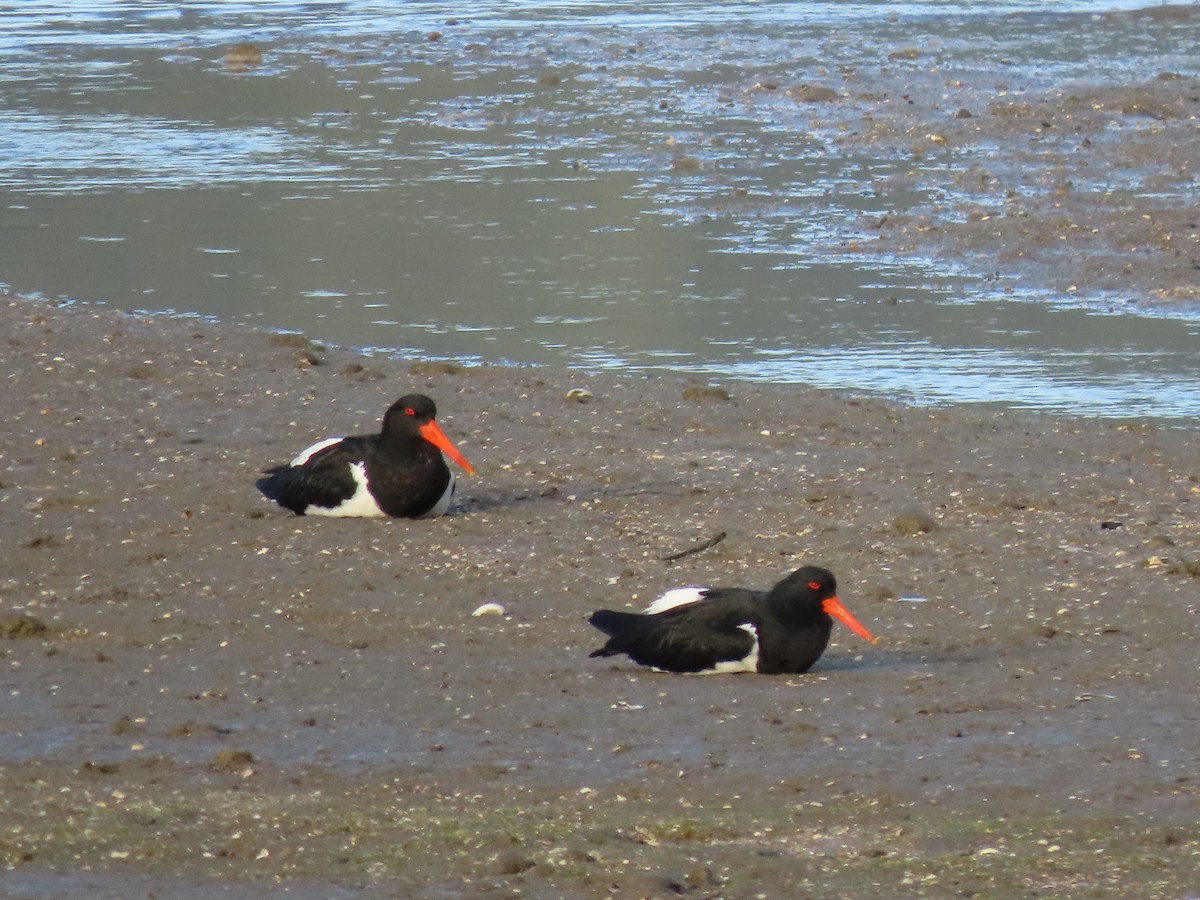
0, 615, 49, 639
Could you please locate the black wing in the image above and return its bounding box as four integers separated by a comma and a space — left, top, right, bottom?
589, 591, 760, 673
256, 437, 369, 514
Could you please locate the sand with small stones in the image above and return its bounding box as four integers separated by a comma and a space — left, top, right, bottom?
1, 291, 1197, 898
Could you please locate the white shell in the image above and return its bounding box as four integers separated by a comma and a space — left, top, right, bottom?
472, 602, 506, 617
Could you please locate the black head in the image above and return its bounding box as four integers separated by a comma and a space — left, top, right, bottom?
768, 565, 837, 606
378, 394, 475, 474
770, 565, 875, 643
381, 394, 438, 432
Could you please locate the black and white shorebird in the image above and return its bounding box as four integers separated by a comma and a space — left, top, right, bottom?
588, 565, 875, 674
256, 394, 474, 519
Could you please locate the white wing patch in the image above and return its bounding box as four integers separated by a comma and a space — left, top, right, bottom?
291, 437, 343, 467
643, 587, 708, 615
305, 461, 385, 517
701, 623, 760, 675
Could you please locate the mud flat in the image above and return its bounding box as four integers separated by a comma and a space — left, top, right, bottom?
0, 293, 1197, 897
849, 61, 1200, 305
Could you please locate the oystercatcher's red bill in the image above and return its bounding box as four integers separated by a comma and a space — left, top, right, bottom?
419, 420, 474, 474
822, 596, 877, 643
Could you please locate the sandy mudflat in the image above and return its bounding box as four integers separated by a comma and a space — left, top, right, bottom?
1, 293, 1197, 897
845, 61, 1200, 306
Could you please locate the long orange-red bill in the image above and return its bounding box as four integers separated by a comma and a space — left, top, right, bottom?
822, 596, 877, 644
419, 420, 475, 475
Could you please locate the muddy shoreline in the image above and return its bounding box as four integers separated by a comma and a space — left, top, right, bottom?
4, 9, 1200, 895
1, 293, 1197, 897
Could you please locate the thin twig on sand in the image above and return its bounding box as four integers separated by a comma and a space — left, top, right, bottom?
660, 531, 726, 562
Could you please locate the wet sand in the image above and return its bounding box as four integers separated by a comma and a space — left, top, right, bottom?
850, 62, 1200, 305
1, 292, 1198, 897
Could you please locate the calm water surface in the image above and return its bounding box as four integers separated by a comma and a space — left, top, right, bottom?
2, 1, 1198, 420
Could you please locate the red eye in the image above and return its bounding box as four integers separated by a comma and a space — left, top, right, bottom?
808, 581, 821, 591
405, 407, 416, 416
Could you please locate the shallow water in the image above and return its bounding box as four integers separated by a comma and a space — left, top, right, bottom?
2, 1, 1199, 419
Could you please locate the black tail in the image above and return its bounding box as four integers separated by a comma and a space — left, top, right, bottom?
588, 609, 647, 658
588, 609, 644, 636
255, 469, 281, 498
255, 467, 306, 515
256, 466, 289, 498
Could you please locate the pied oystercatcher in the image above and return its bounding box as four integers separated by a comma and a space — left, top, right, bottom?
588, 565, 875, 674
256, 394, 474, 518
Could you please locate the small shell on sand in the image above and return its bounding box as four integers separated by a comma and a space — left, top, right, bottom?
472, 603, 506, 617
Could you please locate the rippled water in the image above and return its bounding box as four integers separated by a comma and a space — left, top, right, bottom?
2, 1, 1198, 420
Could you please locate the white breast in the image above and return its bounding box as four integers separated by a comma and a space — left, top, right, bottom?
700, 624, 760, 675
304, 461, 385, 517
